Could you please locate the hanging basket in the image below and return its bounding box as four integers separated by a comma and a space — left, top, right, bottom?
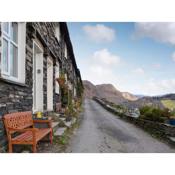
56, 77, 65, 86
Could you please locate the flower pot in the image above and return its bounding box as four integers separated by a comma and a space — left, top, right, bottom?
56, 78, 65, 86
169, 118, 175, 125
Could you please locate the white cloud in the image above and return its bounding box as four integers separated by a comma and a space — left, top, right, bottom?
134, 22, 175, 45
87, 49, 121, 84
172, 52, 175, 62
153, 63, 161, 68
139, 79, 175, 96
78, 49, 122, 89
92, 49, 120, 66
83, 24, 116, 42
132, 68, 145, 74
88, 65, 117, 85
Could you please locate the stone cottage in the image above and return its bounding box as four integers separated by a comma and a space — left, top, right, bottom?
0, 22, 83, 149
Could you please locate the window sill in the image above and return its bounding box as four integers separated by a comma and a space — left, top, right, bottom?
0, 77, 28, 87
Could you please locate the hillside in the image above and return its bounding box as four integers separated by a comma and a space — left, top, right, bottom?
83, 80, 175, 109
124, 94, 175, 109
161, 100, 175, 110
122, 92, 138, 101
83, 80, 97, 98
96, 84, 126, 103
124, 96, 164, 109
83, 80, 138, 104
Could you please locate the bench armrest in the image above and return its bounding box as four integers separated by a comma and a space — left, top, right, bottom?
33, 118, 52, 128
8, 128, 38, 141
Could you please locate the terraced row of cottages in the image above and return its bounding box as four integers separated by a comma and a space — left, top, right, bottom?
0, 22, 83, 148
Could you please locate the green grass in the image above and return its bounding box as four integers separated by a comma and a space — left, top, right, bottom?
161, 100, 175, 110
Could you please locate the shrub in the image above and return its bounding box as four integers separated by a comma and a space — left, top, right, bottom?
170, 110, 175, 117
139, 106, 170, 123
61, 85, 68, 107
140, 106, 152, 115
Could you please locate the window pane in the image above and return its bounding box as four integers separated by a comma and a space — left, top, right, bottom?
55, 65, 59, 78
55, 25, 61, 42
65, 44, 67, 58
10, 23, 18, 43
2, 39, 8, 73
2, 22, 9, 34
55, 65, 60, 94
10, 44, 18, 77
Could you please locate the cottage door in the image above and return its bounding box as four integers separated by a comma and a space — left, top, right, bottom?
33, 42, 44, 112
47, 57, 53, 111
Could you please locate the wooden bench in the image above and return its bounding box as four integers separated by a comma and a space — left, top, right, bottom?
3, 111, 53, 153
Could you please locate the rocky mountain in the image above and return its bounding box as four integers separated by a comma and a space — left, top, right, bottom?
96, 84, 126, 104
83, 80, 138, 104
83, 80, 97, 99
122, 92, 138, 101
83, 80, 175, 109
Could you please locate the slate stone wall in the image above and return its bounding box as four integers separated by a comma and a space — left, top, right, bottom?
0, 22, 82, 151
0, 23, 62, 150
0, 23, 63, 115
0, 24, 34, 150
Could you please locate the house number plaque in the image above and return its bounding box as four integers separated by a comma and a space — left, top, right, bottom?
37, 69, 41, 74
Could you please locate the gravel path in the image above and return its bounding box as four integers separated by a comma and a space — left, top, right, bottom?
66, 99, 175, 153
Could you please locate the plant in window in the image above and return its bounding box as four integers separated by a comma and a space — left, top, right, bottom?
56, 71, 65, 87
61, 84, 69, 108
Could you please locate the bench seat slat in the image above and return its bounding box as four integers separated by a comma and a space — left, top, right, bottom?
12, 128, 52, 143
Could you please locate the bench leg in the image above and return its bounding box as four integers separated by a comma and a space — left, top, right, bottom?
50, 130, 53, 144
32, 144, 37, 153
8, 143, 13, 153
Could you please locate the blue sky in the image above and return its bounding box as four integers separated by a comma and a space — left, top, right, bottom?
67, 22, 175, 96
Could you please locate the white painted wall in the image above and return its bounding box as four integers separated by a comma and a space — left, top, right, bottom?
33, 41, 44, 112
18, 22, 26, 83
47, 57, 53, 111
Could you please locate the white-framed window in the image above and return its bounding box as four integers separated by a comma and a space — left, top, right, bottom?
74, 87, 77, 97
65, 73, 68, 83
1, 22, 26, 83
55, 23, 61, 42
64, 43, 67, 59
2, 22, 18, 78
55, 63, 60, 94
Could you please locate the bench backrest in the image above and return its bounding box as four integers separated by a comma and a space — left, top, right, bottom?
3, 111, 33, 133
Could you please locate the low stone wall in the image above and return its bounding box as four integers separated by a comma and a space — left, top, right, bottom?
94, 98, 175, 142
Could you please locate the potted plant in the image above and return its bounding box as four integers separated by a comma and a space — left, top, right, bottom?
65, 106, 72, 122
169, 110, 175, 125
169, 116, 175, 125
56, 71, 65, 86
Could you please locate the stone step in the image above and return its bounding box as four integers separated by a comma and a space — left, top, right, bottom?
65, 121, 72, 128
59, 117, 66, 122
54, 113, 60, 117
54, 127, 67, 137
168, 137, 175, 142
71, 118, 77, 125
167, 136, 175, 146
52, 122, 59, 132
